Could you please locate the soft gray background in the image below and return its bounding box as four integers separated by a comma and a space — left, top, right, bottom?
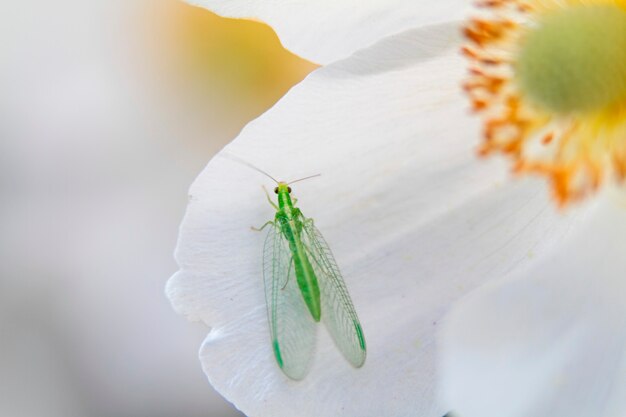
0, 1, 311, 416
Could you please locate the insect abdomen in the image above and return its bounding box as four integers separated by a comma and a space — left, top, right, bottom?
278, 213, 321, 321
292, 251, 321, 321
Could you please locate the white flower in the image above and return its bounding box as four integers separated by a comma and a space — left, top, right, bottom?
440, 191, 626, 417
440, 1, 626, 416
185, 0, 468, 64
167, 1, 626, 416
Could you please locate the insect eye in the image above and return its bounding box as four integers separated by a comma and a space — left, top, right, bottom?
287, 187, 292, 193
274, 187, 279, 194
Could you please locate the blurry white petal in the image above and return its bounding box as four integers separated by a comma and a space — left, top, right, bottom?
167, 24, 582, 417
187, 0, 468, 64
441, 192, 626, 417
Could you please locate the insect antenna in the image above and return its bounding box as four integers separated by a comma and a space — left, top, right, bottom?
224, 154, 279, 183
287, 174, 322, 185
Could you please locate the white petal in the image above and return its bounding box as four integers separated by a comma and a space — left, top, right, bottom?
167, 24, 582, 417
440, 192, 626, 417
187, 0, 468, 64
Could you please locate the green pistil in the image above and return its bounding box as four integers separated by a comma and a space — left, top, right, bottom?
517, 4, 626, 114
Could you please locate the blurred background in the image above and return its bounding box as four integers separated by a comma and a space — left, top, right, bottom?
1, 1, 315, 416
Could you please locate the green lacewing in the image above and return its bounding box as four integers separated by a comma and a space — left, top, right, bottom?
239, 159, 366, 380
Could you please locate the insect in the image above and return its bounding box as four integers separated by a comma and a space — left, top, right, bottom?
247, 165, 366, 380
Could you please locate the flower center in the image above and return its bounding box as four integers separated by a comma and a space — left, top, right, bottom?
517, 4, 626, 115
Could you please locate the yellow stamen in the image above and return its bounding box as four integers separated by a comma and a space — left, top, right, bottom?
463, 0, 626, 205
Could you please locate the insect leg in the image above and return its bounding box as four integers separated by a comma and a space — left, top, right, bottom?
291, 208, 307, 234
262, 186, 279, 210
251, 220, 274, 232
281, 256, 294, 290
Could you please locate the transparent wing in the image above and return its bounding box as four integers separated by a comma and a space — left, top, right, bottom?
301, 218, 366, 368
263, 221, 317, 380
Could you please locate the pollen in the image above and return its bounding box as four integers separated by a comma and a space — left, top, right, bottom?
463, 0, 626, 205
518, 5, 626, 114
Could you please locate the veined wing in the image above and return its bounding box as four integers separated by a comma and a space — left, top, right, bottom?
263, 220, 317, 380
301, 217, 366, 368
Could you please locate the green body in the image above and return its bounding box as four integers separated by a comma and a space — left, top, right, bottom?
275, 183, 322, 321
260, 181, 366, 380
